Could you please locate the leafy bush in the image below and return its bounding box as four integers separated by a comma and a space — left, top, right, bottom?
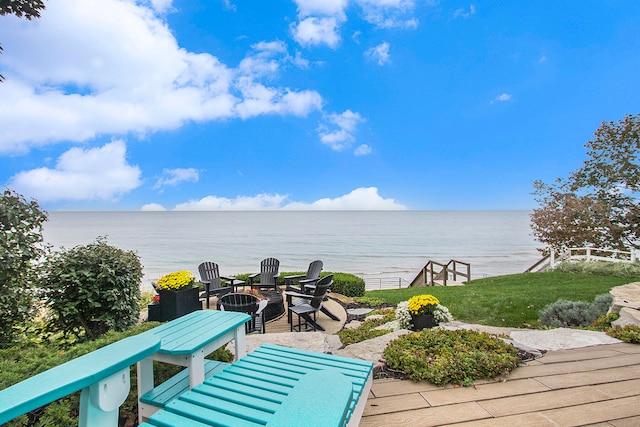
39, 237, 143, 341
607, 325, 640, 343
593, 293, 613, 313
538, 293, 613, 328
329, 272, 365, 297
384, 329, 519, 386
0, 189, 48, 346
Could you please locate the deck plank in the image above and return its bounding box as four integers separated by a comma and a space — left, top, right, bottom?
363, 393, 430, 416
360, 401, 492, 427
421, 378, 550, 406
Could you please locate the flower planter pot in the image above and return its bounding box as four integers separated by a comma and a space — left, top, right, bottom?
411, 313, 438, 331
148, 286, 202, 322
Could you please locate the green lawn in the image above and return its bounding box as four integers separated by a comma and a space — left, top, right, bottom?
365, 272, 639, 328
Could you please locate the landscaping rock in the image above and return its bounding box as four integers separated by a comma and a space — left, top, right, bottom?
333, 330, 411, 372
231, 331, 343, 355
612, 307, 640, 327
510, 327, 621, 351
344, 320, 363, 330
347, 308, 374, 316
610, 282, 640, 312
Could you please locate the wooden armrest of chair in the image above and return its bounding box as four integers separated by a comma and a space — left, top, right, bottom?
256, 299, 269, 315
284, 274, 305, 286
284, 290, 313, 299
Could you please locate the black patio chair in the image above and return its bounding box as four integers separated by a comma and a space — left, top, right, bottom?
286, 274, 333, 332
197, 262, 244, 308
248, 258, 280, 291
284, 260, 323, 292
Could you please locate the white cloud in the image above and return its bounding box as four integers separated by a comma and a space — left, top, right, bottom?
157, 187, 405, 210
492, 93, 512, 103
354, 144, 372, 156
354, 0, 419, 29
294, 0, 348, 18
290, 0, 420, 50
174, 193, 289, 210
141, 203, 168, 211
154, 168, 199, 190
283, 187, 406, 210
365, 42, 391, 65
0, 0, 323, 154
222, 0, 237, 12
318, 110, 365, 151
453, 4, 476, 19
291, 17, 342, 48
148, 0, 174, 14
8, 140, 142, 202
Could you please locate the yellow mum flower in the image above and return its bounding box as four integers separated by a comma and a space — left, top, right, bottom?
408, 294, 440, 316
155, 270, 195, 291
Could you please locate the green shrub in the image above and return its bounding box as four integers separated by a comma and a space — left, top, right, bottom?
39, 237, 143, 341
329, 272, 365, 297
607, 325, 640, 343
353, 296, 387, 307
538, 300, 595, 327
538, 293, 613, 328
0, 189, 48, 346
384, 329, 519, 386
593, 293, 613, 313
274, 271, 365, 297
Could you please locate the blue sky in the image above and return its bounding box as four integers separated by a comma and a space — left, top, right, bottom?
1, 0, 639, 211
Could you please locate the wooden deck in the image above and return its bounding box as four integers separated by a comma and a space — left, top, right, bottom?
361, 342, 640, 426
204, 296, 640, 425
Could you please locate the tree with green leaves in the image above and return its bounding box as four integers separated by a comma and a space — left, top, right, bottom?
0, 0, 46, 82
531, 114, 640, 254
40, 237, 143, 341
0, 188, 48, 346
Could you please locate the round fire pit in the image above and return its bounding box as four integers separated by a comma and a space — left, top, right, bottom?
257, 289, 285, 322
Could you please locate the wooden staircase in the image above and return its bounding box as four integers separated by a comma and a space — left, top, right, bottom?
410, 260, 471, 287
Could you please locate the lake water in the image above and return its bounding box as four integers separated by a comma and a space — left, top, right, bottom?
42, 211, 541, 291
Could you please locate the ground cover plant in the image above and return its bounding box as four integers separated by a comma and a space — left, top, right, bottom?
384, 329, 520, 386
337, 309, 396, 344
364, 271, 640, 327
607, 325, 640, 343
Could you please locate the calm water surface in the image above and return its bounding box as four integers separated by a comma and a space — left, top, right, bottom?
42, 211, 541, 290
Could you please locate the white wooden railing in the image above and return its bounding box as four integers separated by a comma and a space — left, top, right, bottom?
527, 247, 637, 272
